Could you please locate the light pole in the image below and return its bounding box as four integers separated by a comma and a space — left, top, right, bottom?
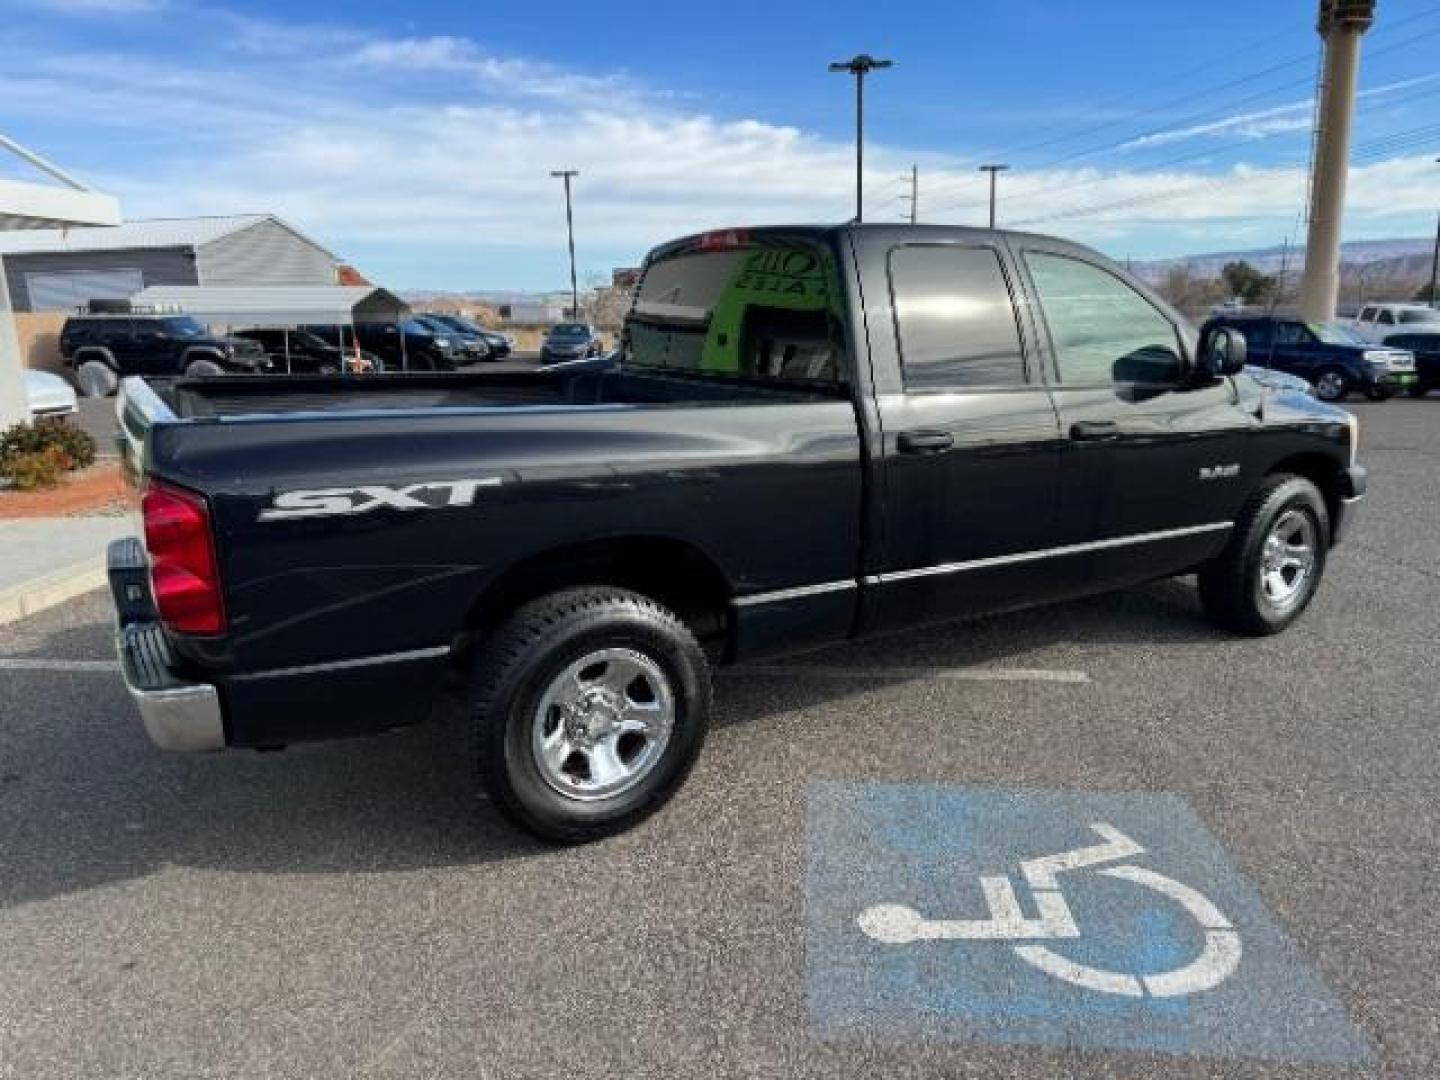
550, 169, 580, 318
1429, 157, 1440, 308
828, 54, 893, 223
979, 164, 1009, 229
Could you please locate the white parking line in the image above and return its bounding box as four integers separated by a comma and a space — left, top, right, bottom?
744, 665, 1091, 684
0, 658, 119, 673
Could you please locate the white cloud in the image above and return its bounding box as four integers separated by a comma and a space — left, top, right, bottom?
6, 6, 1439, 282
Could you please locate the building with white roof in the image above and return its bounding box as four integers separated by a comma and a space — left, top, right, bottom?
0, 213, 341, 313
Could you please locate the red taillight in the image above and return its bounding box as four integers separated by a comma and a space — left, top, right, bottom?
698, 228, 750, 251
142, 481, 226, 636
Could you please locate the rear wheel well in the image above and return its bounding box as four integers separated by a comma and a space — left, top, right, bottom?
455, 538, 733, 664
1267, 453, 1345, 536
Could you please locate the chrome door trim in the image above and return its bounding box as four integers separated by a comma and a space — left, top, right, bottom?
864, 521, 1234, 586
732, 580, 858, 608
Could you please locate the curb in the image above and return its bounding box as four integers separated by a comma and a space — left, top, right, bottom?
0, 557, 108, 627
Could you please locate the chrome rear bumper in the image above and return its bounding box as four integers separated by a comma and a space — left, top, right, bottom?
110, 537, 226, 752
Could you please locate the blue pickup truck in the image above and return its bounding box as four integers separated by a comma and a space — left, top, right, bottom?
1202, 314, 1416, 402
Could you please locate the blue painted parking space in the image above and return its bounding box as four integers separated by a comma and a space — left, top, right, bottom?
806, 781, 1374, 1064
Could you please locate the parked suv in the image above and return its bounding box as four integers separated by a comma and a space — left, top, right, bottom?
1353, 302, 1440, 343
60, 312, 271, 397
1384, 333, 1440, 397
540, 323, 605, 363
427, 314, 512, 359
304, 321, 462, 372
415, 315, 490, 363
1202, 314, 1416, 402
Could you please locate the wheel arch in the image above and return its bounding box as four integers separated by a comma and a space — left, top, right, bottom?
1263, 452, 1345, 537
454, 535, 735, 662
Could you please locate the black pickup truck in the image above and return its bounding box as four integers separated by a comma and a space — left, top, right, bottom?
110, 224, 1365, 841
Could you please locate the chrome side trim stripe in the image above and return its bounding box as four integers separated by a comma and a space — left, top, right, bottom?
732, 579, 858, 608
235, 645, 451, 682
863, 522, 1234, 586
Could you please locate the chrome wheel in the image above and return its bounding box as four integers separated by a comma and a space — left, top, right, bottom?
1314, 371, 1347, 401
1258, 509, 1317, 612
531, 648, 675, 801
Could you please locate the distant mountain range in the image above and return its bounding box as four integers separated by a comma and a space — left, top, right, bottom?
1134, 237, 1436, 282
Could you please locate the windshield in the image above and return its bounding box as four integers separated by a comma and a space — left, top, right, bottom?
1308, 322, 1367, 345
622, 235, 847, 386
1399, 308, 1440, 325
551, 323, 589, 337
162, 317, 208, 338
402, 319, 434, 336
440, 315, 482, 333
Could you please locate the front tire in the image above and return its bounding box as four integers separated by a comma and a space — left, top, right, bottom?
1313, 368, 1349, 402
1198, 474, 1329, 636
469, 588, 711, 842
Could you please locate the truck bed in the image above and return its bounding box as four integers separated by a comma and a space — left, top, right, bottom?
156, 368, 840, 419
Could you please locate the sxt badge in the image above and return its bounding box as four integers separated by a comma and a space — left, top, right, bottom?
259, 477, 502, 522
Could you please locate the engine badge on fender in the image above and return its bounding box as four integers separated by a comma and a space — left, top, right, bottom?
259, 477, 503, 522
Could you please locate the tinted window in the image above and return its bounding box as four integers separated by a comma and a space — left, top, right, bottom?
626, 237, 846, 385
1273, 322, 1308, 346
1378, 310, 1394, 325
1025, 252, 1182, 384
1359, 307, 1376, 322
1309, 322, 1365, 345
552, 323, 589, 336
1399, 308, 1440, 325
1233, 320, 1271, 348
889, 245, 1025, 389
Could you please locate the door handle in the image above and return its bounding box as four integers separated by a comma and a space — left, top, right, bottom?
1069, 420, 1120, 441
897, 429, 955, 455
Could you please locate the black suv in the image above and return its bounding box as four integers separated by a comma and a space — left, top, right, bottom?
305, 321, 462, 372
60, 312, 270, 397
232, 329, 379, 375
1202, 314, 1416, 402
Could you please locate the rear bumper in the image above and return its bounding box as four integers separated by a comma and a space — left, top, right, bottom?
109, 537, 226, 752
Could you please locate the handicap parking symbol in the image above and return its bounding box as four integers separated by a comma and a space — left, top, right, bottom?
806, 782, 1374, 1064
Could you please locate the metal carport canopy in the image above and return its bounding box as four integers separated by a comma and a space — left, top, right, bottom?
128, 285, 410, 325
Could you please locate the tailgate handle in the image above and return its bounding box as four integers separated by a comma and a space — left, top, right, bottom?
897, 429, 955, 455
1070, 420, 1120, 441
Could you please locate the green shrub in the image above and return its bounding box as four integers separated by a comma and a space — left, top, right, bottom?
1, 446, 67, 490
0, 418, 96, 472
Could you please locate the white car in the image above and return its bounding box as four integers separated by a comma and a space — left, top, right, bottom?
24, 369, 79, 421
1353, 302, 1440, 343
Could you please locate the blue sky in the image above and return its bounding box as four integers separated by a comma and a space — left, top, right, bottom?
2, 0, 1439, 291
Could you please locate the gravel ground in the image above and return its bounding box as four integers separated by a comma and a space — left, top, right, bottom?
0, 399, 1435, 1079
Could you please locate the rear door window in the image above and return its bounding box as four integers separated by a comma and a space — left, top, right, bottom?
888, 244, 1026, 390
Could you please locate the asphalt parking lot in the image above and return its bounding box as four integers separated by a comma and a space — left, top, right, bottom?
1, 399, 1436, 1079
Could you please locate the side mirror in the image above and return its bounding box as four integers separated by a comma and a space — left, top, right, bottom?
1198, 326, 1247, 380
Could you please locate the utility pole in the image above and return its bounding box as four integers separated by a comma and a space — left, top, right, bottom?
898, 164, 919, 224
979, 163, 1009, 229
550, 169, 580, 318
1298, 0, 1375, 322
1429, 158, 1440, 308
828, 54, 893, 223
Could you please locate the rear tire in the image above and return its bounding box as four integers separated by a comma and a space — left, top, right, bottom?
183, 358, 225, 378
1313, 368, 1349, 402
469, 587, 711, 842
75, 359, 117, 398
1198, 474, 1329, 636
1364, 385, 1393, 401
